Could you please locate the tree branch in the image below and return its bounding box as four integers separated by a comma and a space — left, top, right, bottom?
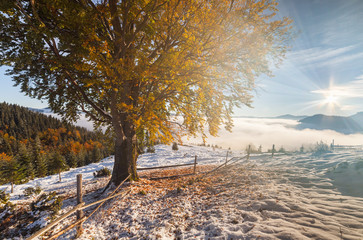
15, 0, 113, 122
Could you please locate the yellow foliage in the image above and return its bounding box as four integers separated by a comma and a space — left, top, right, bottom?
3, 0, 292, 150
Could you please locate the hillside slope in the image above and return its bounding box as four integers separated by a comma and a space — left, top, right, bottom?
297, 114, 363, 134
350, 112, 363, 128
0, 102, 112, 184
1, 144, 363, 239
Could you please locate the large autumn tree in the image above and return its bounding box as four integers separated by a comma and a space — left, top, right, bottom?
0, 0, 292, 184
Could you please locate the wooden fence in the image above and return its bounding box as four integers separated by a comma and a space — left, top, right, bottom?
27, 152, 248, 239
28, 174, 131, 240
27, 155, 201, 239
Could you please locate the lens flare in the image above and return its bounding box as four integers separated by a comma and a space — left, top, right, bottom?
324, 94, 338, 104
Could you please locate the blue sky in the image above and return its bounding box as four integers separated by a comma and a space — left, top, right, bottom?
1, 0, 363, 117
238, 0, 363, 117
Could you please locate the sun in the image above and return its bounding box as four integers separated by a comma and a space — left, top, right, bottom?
320, 92, 339, 113
324, 94, 338, 104
311, 78, 343, 113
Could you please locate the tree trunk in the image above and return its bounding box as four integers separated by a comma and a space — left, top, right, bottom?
111, 124, 139, 185
109, 87, 139, 185
11, 182, 14, 193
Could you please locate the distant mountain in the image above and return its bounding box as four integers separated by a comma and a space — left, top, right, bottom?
275, 114, 307, 120
297, 114, 363, 134
350, 112, 363, 128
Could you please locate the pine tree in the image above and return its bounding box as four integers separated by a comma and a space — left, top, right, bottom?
91, 147, 102, 163
32, 135, 47, 177
76, 151, 85, 167
17, 143, 35, 180
49, 152, 67, 182
37, 153, 48, 178
0, 153, 24, 193
65, 151, 78, 168
1, 135, 13, 156
84, 151, 92, 165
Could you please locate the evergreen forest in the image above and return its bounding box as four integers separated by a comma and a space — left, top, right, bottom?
0, 102, 113, 188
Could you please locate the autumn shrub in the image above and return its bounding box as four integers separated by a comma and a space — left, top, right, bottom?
31, 191, 63, 218
23, 186, 42, 197
313, 141, 330, 155
138, 190, 147, 195
146, 145, 155, 153
172, 142, 179, 151
0, 190, 14, 213
0, 190, 10, 205
278, 146, 286, 153
0, 199, 15, 222
93, 167, 111, 178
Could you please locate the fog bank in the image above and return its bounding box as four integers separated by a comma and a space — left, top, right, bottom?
184, 118, 363, 151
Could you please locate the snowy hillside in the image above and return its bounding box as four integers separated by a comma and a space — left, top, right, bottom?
0, 144, 228, 201
2, 144, 363, 239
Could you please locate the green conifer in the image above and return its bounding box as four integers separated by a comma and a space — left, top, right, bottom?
17, 143, 34, 179
49, 152, 67, 182
0, 156, 24, 193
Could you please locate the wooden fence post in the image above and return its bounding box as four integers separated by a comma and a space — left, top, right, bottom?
331, 139, 335, 150
247, 145, 251, 161
76, 174, 84, 237
272, 144, 275, 157
225, 151, 229, 166
193, 155, 197, 174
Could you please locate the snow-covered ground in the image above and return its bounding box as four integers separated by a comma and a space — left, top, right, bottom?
0, 145, 228, 200
2, 144, 363, 239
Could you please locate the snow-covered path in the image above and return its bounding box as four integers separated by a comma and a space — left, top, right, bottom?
64, 156, 363, 239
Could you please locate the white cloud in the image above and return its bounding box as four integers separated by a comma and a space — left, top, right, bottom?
287, 46, 363, 69
288, 46, 355, 64
321, 6, 363, 46
184, 118, 363, 151
319, 52, 363, 68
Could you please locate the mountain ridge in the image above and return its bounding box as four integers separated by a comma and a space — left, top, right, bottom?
297, 114, 363, 134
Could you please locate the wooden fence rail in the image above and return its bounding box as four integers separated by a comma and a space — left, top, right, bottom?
27, 153, 244, 240
197, 154, 247, 180
27, 202, 85, 240
27, 175, 131, 240
137, 162, 196, 171
48, 190, 132, 240
27, 157, 199, 240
